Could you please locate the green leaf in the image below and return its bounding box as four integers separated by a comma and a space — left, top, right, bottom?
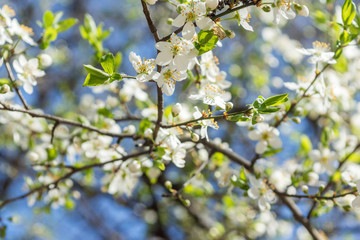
114, 52, 123, 70
46, 147, 57, 161
194, 30, 219, 55
299, 135, 312, 157
83, 74, 109, 87
258, 106, 281, 114
83, 65, 110, 78
0, 79, 10, 86
262, 93, 288, 106
138, 118, 152, 135
100, 53, 115, 74
57, 18, 78, 32
342, 0, 356, 27
110, 72, 122, 83
97, 107, 113, 118
43, 10, 54, 28
227, 113, 251, 122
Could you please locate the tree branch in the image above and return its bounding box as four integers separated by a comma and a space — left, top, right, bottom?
0, 150, 150, 209
200, 140, 325, 240
0, 101, 135, 139
4, 60, 30, 110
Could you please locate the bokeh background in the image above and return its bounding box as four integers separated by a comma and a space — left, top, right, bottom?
1, 0, 360, 239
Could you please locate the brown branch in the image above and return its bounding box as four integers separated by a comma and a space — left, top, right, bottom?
0, 101, 136, 139
4, 60, 30, 110
141, 0, 160, 42
0, 150, 151, 209
159, 2, 256, 42
200, 139, 325, 240
160, 108, 251, 129
307, 143, 360, 219
140, 0, 163, 141
280, 190, 357, 200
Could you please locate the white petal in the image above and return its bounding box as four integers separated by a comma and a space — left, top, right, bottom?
248, 130, 260, 140
196, 16, 214, 30
352, 196, 360, 208
172, 14, 186, 28
182, 22, 195, 40
255, 141, 268, 154
156, 51, 172, 66
248, 188, 260, 199
173, 54, 189, 72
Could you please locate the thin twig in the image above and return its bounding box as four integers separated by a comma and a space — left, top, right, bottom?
0, 150, 150, 209
307, 143, 360, 219
0, 101, 136, 139
4, 60, 30, 110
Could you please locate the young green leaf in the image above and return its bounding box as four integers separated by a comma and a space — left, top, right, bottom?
57, 18, 78, 32
342, 0, 356, 27
43, 10, 54, 28
194, 30, 219, 55
83, 65, 110, 78
100, 53, 115, 74
83, 74, 109, 87
262, 93, 288, 106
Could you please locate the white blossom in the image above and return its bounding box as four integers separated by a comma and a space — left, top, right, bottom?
154, 66, 187, 96
248, 123, 282, 154
155, 33, 193, 72
297, 41, 336, 65
13, 55, 45, 94
129, 51, 159, 82
172, 1, 214, 40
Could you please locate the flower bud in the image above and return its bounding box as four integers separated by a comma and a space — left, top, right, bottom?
225, 102, 233, 112
146, 0, 157, 5
206, 0, 219, 10
191, 133, 200, 142
301, 185, 309, 194
171, 103, 182, 117
255, 115, 264, 123
0, 84, 10, 94
123, 125, 136, 134
292, 117, 301, 124
164, 180, 172, 190
225, 30, 235, 39
183, 199, 191, 207
144, 128, 153, 138
28, 151, 39, 162
38, 53, 52, 67
297, 5, 309, 17
128, 161, 141, 173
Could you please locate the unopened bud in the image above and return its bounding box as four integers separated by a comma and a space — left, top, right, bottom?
301, 185, 309, 194
165, 180, 172, 190
144, 128, 153, 138
38, 53, 52, 67
292, 117, 301, 124
319, 184, 325, 192
183, 199, 191, 207
206, 0, 219, 10
225, 30, 235, 39
191, 133, 200, 142
225, 102, 233, 112
255, 115, 264, 123
123, 125, 136, 134
145, 0, 157, 5
0, 84, 10, 94
28, 151, 39, 162
172, 103, 182, 117
296, 4, 309, 17
128, 161, 141, 173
